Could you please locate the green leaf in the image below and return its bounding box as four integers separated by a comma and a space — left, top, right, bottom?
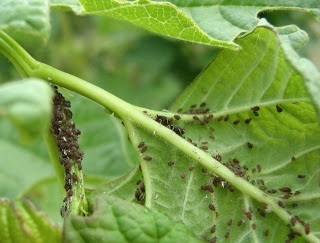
0, 140, 53, 199
0, 198, 62, 243
117, 26, 319, 241
168, 0, 320, 41
76, 0, 320, 49
78, 0, 239, 49
0, 79, 53, 144
63, 194, 201, 242
0, 0, 50, 41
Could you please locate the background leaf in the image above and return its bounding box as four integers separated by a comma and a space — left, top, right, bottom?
0, 79, 53, 144
0, 0, 50, 42
0, 198, 61, 243
64, 194, 201, 243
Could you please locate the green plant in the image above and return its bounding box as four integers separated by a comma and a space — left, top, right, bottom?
0, 0, 320, 242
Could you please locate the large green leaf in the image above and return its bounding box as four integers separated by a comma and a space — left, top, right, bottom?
0, 0, 50, 41
164, 0, 320, 39
98, 26, 320, 242
0, 198, 61, 243
64, 194, 201, 242
78, 0, 239, 49
76, 0, 320, 49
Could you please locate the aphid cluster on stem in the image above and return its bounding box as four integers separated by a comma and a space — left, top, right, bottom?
51, 86, 84, 217
134, 180, 145, 204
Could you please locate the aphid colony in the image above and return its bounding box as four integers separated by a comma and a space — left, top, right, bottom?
142, 102, 309, 241
51, 86, 84, 217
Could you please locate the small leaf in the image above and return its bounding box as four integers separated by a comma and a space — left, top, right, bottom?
0, 79, 53, 144
78, 0, 239, 49
0, 0, 50, 41
63, 194, 201, 242
0, 198, 62, 243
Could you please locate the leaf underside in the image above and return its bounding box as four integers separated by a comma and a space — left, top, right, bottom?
89, 26, 320, 242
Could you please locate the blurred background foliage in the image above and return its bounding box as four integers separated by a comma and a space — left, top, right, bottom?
0, 9, 319, 224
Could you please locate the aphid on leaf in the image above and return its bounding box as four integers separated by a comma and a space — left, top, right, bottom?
251, 106, 260, 111
304, 223, 310, 235
257, 164, 261, 172
252, 223, 256, 230
143, 156, 152, 161
233, 120, 240, 125
138, 142, 145, 148
276, 105, 283, 113
298, 174, 305, 179
208, 203, 215, 211
140, 146, 147, 153
67, 189, 73, 197
174, 115, 181, 120
227, 219, 232, 226
189, 167, 195, 171
210, 225, 216, 234
200, 102, 206, 107
224, 232, 230, 238
253, 111, 259, 116
168, 161, 174, 166
237, 220, 243, 226
247, 142, 253, 149
264, 230, 269, 237
245, 118, 252, 124
224, 115, 229, 121
180, 172, 186, 179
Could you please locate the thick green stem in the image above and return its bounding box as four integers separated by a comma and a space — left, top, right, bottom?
0, 30, 318, 242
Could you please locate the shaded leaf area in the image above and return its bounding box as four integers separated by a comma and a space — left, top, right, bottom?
162, 0, 320, 41
0, 79, 53, 144
0, 0, 50, 42
63, 194, 201, 243
0, 198, 62, 243
78, 0, 238, 49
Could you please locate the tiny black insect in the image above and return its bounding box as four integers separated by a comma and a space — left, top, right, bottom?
180, 172, 186, 179
189, 167, 195, 171
233, 120, 240, 125
224, 232, 230, 238
200, 102, 206, 107
252, 223, 256, 230
210, 225, 216, 234
140, 146, 147, 153
247, 142, 253, 149
264, 230, 269, 237
237, 220, 243, 226
224, 115, 229, 121
253, 111, 259, 116
168, 161, 174, 166
245, 118, 252, 124
251, 106, 260, 111
143, 156, 152, 161
227, 219, 232, 226
276, 105, 283, 113
174, 115, 181, 120
208, 203, 215, 211
138, 142, 145, 148
297, 174, 306, 179
257, 164, 261, 172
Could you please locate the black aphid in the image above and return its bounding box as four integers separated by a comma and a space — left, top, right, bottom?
208, 203, 215, 211
252, 223, 256, 230
257, 164, 261, 172
251, 106, 260, 111
276, 105, 283, 113
210, 225, 216, 234
298, 174, 305, 179
264, 230, 269, 237
200, 145, 208, 151
174, 115, 181, 120
227, 219, 233, 226
237, 220, 243, 226
138, 142, 145, 148
224, 232, 230, 238
253, 111, 259, 116
140, 146, 147, 153
189, 167, 195, 171
200, 102, 206, 107
224, 115, 229, 121
247, 142, 253, 149
168, 161, 174, 166
245, 118, 252, 124
180, 172, 186, 179
233, 120, 240, 125
143, 156, 152, 161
